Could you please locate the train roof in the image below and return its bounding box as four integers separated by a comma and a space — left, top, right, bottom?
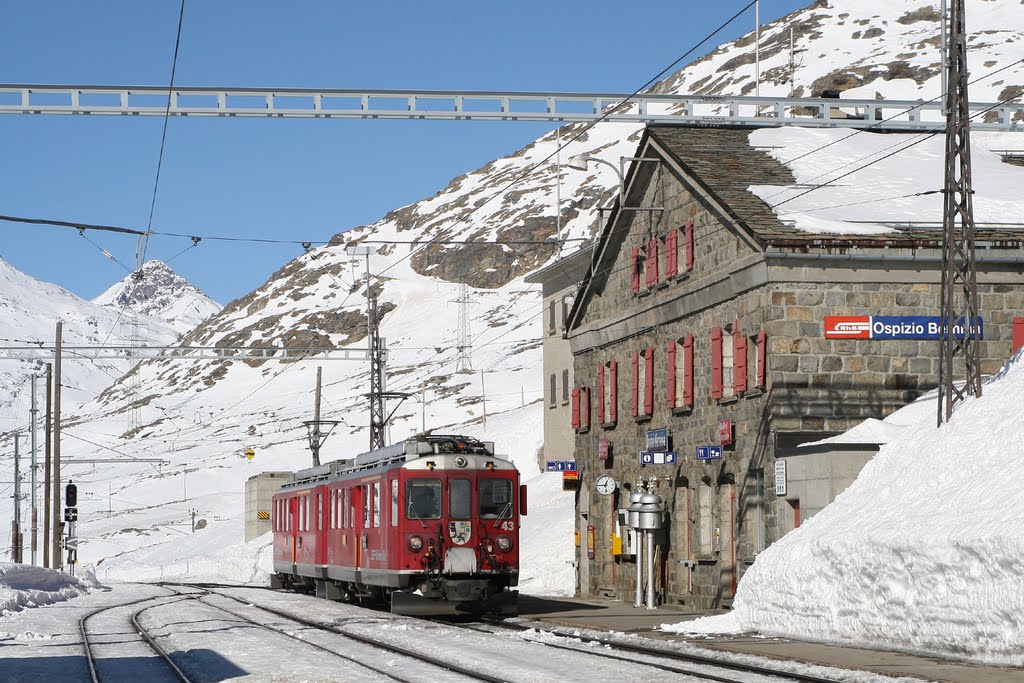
280, 434, 515, 489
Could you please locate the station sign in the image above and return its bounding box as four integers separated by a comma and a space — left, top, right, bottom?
775, 460, 788, 496
696, 445, 723, 461
562, 470, 579, 481
824, 315, 983, 340
598, 438, 611, 461
719, 419, 733, 446
546, 461, 577, 472
646, 428, 669, 452
639, 451, 677, 465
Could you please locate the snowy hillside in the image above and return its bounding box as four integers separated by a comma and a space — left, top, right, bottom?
0, 258, 180, 432
2, 0, 1023, 611
92, 260, 221, 335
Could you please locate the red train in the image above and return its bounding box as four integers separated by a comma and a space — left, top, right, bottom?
271, 434, 526, 616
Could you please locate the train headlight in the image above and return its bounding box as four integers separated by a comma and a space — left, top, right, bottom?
497, 536, 513, 552
409, 536, 424, 552
455, 456, 468, 468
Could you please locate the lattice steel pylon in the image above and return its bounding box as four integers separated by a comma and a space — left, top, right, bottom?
452, 283, 474, 372
368, 292, 387, 450
937, 0, 983, 426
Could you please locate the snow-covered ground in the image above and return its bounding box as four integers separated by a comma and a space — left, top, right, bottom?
665, 349, 1024, 666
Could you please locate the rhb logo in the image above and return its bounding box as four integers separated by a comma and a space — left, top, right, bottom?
824, 316, 871, 339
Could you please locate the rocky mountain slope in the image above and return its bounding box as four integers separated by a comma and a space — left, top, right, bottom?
92, 260, 221, 335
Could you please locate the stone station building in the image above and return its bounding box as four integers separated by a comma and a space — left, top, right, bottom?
561, 124, 1024, 608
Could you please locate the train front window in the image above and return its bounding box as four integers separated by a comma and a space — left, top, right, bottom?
479, 479, 513, 519
406, 479, 441, 519
450, 479, 471, 520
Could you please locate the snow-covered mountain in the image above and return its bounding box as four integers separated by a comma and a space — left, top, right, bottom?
1, 0, 1022, 649
92, 260, 221, 335
0, 258, 181, 431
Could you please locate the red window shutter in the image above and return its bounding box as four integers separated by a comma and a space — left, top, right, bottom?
571, 387, 581, 429
665, 230, 678, 278
1014, 317, 1024, 355
597, 364, 605, 423
644, 346, 654, 415
583, 387, 591, 429
734, 325, 748, 395
631, 247, 640, 293
666, 340, 677, 408
610, 360, 618, 423
757, 330, 767, 388
685, 220, 694, 271
711, 327, 723, 399
683, 334, 694, 406
631, 352, 639, 417
645, 239, 658, 289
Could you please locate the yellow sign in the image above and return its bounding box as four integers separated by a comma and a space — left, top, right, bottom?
244, 448, 255, 461
257, 511, 270, 520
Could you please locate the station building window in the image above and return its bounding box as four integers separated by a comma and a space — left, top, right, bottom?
633, 347, 654, 419
598, 359, 617, 426
667, 336, 694, 410
697, 479, 714, 557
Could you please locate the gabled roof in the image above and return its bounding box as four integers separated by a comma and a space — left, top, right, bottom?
564, 124, 792, 335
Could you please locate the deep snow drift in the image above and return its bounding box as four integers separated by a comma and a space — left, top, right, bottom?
668, 350, 1024, 665
0, 562, 96, 617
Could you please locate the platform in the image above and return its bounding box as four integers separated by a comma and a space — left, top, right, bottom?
517, 595, 1024, 683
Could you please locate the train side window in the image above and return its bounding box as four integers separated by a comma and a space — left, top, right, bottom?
363, 485, 371, 527
305, 495, 310, 531
391, 480, 399, 527
479, 479, 513, 519
450, 479, 472, 521
373, 482, 381, 528
344, 488, 350, 529
407, 479, 441, 519
317, 492, 323, 531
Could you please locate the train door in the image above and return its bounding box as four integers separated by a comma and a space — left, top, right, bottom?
353, 484, 365, 569
289, 495, 298, 565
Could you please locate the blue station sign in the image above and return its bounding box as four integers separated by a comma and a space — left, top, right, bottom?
545, 461, 577, 472
825, 315, 983, 340
646, 428, 669, 452
639, 451, 677, 465
696, 445, 723, 461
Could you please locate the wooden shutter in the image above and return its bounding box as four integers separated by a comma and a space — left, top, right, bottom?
597, 364, 605, 424
645, 239, 658, 289
631, 247, 641, 293
1014, 317, 1024, 355
644, 346, 655, 415
665, 230, 678, 278
571, 387, 581, 429
685, 220, 694, 271
683, 334, 694, 406
757, 330, 767, 388
666, 340, 677, 408
711, 327, 723, 399
734, 323, 748, 395
631, 352, 639, 417
610, 360, 618, 423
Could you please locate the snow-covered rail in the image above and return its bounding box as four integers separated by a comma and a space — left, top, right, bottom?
1, 84, 1021, 131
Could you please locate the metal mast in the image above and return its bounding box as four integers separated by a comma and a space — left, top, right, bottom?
937, 0, 983, 425
453, 283, 474, 372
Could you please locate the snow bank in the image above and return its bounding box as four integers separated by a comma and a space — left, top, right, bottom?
0, 562, 93, 616
730, 350, 1024, 665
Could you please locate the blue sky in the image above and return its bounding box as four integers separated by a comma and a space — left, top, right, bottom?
0, 1, 808, 304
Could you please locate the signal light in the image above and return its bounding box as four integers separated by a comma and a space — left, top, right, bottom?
65, 482, 77, 508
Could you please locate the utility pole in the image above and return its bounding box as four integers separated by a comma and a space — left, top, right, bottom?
52, 321, 63, 570
312, 367, 322, 466
43, 363, 52, 568
754, 0, 761, 99
452, 284, 474, 372
30, 375, 38, 565
937, 0, 982, 425
481, 369, 487, 432
11, 433, 22, 562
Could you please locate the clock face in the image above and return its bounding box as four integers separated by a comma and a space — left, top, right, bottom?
596, 475, 616, 495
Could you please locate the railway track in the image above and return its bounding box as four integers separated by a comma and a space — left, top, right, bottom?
79, 590, 193, 683
460, 617, 849, 683
161, 583, 504, 683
